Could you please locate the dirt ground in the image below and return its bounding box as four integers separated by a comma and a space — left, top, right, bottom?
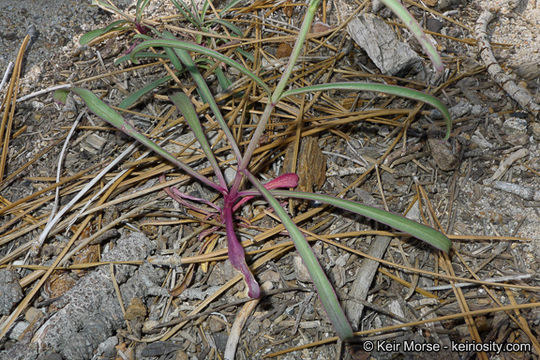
0, 0, 539, 359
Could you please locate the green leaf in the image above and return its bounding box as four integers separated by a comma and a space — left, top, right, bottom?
235, 48, 254, 62
279, 82, 452, 139
152, 32, 247, 162
130, 39, 271, 94
91, 0, 124, 18
163, 45, 185, 71
69, 87, 222, 192
236, 0, 321, 175
169, 92, 226, 188
214, 66, 233, 91
190, 0, 203, 26
206, 18, 244, 37
118, 75, 172, 109
199, 0, 210, 24
269, 190, 451, 252
114, 51, 170, 66
79, 20, 128, 45
244, 172, 354, 341
170, 0, 198, 26
135, 0, 151, 25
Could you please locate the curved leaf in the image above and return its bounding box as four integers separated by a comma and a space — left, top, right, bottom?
114, 52, 171, 65
79, 20, 128, 45
118, 75, 172, 109
159, 31, 244, 162
268, 190, 451, 252
206, 18, 244, 37
135, 0, 151, 25
169, 92, 226, 188
219, 0, 244, 17
171, 0, 198, 25
279, 82, 452, 139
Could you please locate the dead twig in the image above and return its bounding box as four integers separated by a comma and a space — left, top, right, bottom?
475, 6, 540, 117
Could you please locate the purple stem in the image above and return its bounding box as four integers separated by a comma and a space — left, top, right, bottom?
160, 175, 219, 216
135, 23, 150, 35
168, 185, 221, 211
223, 196, 260, 298
198, 226, 219, 242
163, 187, 215, 217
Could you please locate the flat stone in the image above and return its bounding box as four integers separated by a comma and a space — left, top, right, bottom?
347, 13, 422, 76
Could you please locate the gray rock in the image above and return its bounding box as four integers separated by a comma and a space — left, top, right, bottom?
503, 117, 528, 136
0, 342, 38, 360
0, 269, 23, 316
31, 231, 163, 360
347, 13, 423, 76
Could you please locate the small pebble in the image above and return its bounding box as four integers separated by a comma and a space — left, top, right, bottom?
530, 122, 540, 140
503, 117, 528, 136
427, 137, 459, 171
25, 307, 43, 323
293, 255, 311, 283
8, 321, 29, 341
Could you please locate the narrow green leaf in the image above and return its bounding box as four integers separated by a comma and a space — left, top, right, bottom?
114, 52, 170, 66
245, 172, 354, 341
135, 0, 151, 25
214, 66, 233, 91
130, 39, 271, 94
133, 33, 154, 41
91, 0, 124, 18
199, 0, 210, 24
279, 82, 452, 139
206, 18, 244, 37
118, 75, 172, 109
235, 48, 254, 62
236, 0, 321, 178
380, 0, 443, 73
163, 45, 184, 71
190, 0, 203, 26
79, 20, 128, 45
159, 31, 244, 162
169, 92, 227, 188
269, 190, 451, 252
171, 0, 198, 25
69, 87, 222, 192
269, 0, 321, 103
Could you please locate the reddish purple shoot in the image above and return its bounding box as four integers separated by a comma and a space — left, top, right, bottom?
163, 173, 299, 298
